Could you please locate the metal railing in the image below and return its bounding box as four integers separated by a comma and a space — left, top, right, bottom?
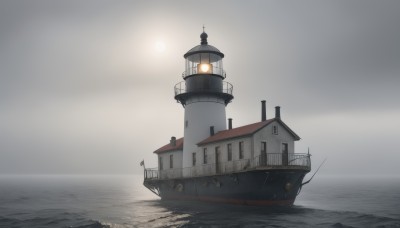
182, 66, 226, 78
144, 168, 159, 180
144, 153, 310, 180
253, 153, 311, 167
174, 81, 233, 97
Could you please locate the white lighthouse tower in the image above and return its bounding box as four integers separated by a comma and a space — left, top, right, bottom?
174, 31, 234, 177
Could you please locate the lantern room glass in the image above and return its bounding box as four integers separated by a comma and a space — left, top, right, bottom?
185, 53, 224, 77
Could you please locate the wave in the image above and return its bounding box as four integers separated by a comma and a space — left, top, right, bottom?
1, 202, 399, 228
146, 201, 400, 228
271, 206, 400, 228
0, 215, 111, 228
74, 221, 111, 228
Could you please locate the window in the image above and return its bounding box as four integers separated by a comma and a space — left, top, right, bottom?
169, 154, 173, 169
215, 146, 221, 173
227, 143, 232, 161
159, 157, 163, 170
215, 146, 221, 163
239, 141, 244, 159
272, 126, 278, 135
282, 143, 288, 153
203, 148, 208, 164
261, 141, 267, 153
192, 152, 196, 166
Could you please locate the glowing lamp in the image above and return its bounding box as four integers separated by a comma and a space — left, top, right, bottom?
197, 63, 212, 74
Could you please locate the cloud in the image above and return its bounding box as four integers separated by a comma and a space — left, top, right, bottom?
0, 0, 399, 175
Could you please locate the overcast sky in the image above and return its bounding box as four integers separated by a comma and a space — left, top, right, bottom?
0, 0, 399, 175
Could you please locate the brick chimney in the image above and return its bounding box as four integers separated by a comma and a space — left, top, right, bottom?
275, 106, 281, 119
261, 100, 266, 121
170, 136, 176, 146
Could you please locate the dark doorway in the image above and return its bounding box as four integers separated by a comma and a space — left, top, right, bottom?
261, 141, 267, 166
215, 146, 221, 174
282, 143, 288, 166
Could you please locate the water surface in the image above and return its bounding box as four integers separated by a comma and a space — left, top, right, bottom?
0, 175, 399, 227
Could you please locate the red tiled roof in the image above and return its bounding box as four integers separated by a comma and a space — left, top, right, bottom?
154, 137, 184, 154
197, 118, 300, 145
198, 119, 274, 145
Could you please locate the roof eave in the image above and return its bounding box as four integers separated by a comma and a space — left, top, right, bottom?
184, 50, 224, 58
197, 119, 301, 146
153, 148, 183, 154
275, 118, 301, 140
197, 133, 253, 146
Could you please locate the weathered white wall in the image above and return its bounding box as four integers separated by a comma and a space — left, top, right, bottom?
157, 150, 183, 171
192, 137, 251, 176
182, 95, 227, 176
178, 119, 299, 177
196, 120, 298, 170
199, 136, 252, 164
252, 121, 296, 158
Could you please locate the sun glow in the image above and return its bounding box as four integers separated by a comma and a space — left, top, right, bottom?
154, 41, 166, 52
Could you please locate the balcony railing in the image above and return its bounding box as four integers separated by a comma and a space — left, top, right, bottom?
143, 168, 159, 180
253, 153, 311, 167
182, 66, 226, 78
144, 153, 311, 180
174, 81, 233, 97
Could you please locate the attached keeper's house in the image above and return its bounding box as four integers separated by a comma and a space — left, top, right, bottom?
153, 103, 302, 179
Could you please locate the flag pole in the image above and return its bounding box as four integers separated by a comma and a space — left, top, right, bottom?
140, 160, 146, 179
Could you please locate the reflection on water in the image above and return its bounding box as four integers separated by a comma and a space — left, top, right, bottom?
0, 175, 399, 227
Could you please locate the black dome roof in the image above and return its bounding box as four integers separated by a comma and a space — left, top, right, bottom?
183, 32, 224, 58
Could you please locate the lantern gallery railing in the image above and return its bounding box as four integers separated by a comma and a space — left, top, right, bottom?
182, 66, 226, 78
144, 153, 311, 180
174, 81, 233, 97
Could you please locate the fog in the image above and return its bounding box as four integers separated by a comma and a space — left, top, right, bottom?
0, 0, 399, 175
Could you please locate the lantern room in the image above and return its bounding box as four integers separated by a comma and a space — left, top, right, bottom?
174, 31, 233, 106
182, 32, 225, 78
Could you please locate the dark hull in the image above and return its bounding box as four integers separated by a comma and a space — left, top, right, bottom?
144, 169, 308, 206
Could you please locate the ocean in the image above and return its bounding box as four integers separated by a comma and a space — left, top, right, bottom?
0, 175, 399, 228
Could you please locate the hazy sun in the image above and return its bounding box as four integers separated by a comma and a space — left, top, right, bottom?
154, 41, 166, 52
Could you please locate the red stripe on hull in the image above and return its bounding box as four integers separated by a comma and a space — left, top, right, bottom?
162, 195, 295, 206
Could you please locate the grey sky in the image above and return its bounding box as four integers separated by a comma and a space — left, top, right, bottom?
0, 0, 399, 175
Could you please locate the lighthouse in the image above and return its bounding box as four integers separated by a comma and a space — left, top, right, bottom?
174, 31, 234, 176
144, 30, 311, 205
